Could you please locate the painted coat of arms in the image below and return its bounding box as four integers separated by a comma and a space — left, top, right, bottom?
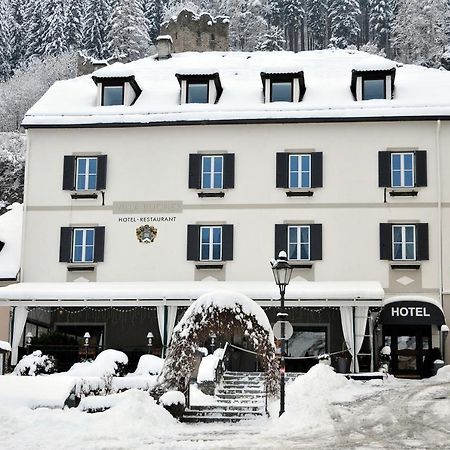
136, 225, 157, 243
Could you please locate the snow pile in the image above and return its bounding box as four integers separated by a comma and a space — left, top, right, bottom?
197, 348, 224, 383
130, 354, 163, 376
434, 364, 450, 381
0, 374, 76, 409
159, 390, 185, 407
0, 340, 11, 352
13, 351, 55, 376
174, 290, 273, 338
0, 203, 22, 279
270, 364, 378, 433
67, 349, 128, 377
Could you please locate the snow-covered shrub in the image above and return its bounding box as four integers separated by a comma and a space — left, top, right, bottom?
159, 290, 279, 395
13, 350, 56, 376
68, 349, 128, 377
131, 355, 163, 376
159, 390, 186, 419
379, 345, 391, 373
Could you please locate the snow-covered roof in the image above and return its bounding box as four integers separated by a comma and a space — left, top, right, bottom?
22, 50, 450, 127
0, 203, 23, 280
0, 340, 11, 352
0, 281, 384, 307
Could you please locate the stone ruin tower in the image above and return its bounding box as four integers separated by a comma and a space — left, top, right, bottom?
160, 9, 229, 53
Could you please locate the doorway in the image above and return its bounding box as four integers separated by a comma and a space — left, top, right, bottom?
383, 325, 431, 378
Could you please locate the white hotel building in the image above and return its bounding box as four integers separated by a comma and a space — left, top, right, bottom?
1, 45, 449, 377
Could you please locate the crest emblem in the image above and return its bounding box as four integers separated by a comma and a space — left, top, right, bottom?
136, 225, 157, 243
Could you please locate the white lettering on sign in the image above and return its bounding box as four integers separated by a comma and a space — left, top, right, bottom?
391, 306, 431, 318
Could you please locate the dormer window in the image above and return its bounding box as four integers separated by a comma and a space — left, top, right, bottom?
351, 68, 396, 101
261, 72, 306, 103
92, 75, 142, 107
176, 73, 223, 104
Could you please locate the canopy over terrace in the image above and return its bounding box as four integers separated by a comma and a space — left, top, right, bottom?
0, 281, 384, 367
0, 281, 384, 307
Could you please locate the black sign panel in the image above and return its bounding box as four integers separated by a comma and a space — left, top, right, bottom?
379, 301, 445, 326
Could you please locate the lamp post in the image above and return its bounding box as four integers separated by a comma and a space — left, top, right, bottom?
147, 331, 154, 354
25, 332, 33, 355
83, 332, 91, 361
210, 331, 217, 354
270, 250, 293, 417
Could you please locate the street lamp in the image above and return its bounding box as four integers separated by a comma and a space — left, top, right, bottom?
147, 331, 154, 354
83, 332, 91, 360
270, 250, 293, 417
25, 332, 33, 354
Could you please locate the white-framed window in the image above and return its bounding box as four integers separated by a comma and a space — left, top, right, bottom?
72, 228, 95, 262
289, 154, 311, 188
187, 82, 209, 103
76, 157, 98, 190
271, 81, 293, 102
200, 226, 222, 261
391, 152, 414, 188
392, 225, 416, 260
288, 225, 310, 260
201, 155, 223, 189
102, 84, 124, 106
362, 78, 385, 100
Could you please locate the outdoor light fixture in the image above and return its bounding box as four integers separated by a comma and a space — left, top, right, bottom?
25, 332, 33, 354
83, 332, 91, 360
210, 331, 217, 353
147, 331, 154, 354
270, 250, 293, 417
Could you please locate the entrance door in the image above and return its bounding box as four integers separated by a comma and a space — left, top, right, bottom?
383, 325, 431, 378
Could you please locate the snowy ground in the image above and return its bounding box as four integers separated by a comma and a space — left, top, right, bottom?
1, 367, 449, 450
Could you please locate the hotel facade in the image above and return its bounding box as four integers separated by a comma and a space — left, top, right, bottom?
1, 46, 449, 377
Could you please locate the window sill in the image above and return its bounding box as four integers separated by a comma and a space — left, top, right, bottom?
390, 263, 421, 270
290, 263, 313, 269
67, 265, 96, 272
389, 190, 418, 197
286, 190, 314, 197
71, 192, 98, 199
195, 263, 224, 270
197, 191, 225, 198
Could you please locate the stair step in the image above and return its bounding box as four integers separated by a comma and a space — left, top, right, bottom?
184, 410, 263, 418
182, 415, 259, 423
189, 405, 263, 412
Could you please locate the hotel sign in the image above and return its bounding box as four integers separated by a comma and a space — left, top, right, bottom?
379, 301, 445, 326
113, 201, 182, 214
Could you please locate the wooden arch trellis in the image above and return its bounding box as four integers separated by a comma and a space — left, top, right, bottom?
158, 291, 279, 395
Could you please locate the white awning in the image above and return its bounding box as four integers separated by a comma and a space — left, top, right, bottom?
0, 281, 384, 307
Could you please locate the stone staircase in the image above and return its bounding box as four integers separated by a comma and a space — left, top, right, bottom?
182, 371, 267, 423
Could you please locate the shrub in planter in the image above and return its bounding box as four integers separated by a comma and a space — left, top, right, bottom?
13, 350, 56, 376
159, 391, 186, 419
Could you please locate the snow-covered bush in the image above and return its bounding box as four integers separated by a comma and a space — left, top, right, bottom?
159, 390, 186, 419
379, 346, 391, 373
68, 349, 128, 377
13, 350, 56, 376
131, 354, 163, 376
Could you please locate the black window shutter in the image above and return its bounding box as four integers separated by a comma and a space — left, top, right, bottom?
276, 153, 289, 188
188, 154, 202, 189
62, 156, 76, 190
93, 227, 105, 262
96, 155, 108, 190
378, 152, 391, 187
379, 223, 392, 260
414, 151, 427, 187
310, 224, 323, 260
59, 227, 72, 262
223, 154, 235, 189
416, 223, 429, 260
274, 224, 288, 258
187, 225, 200, 260
222, 224, 234, 260
311, 152, 323, 188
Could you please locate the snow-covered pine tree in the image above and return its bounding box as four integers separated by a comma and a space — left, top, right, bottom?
66, 0, 85, 50
41, 0, 69, 56
143, 0, 164, 44
329, 0, 361, 48
0, 0, 13, 80
82, 0, 112, 60
306, 0, 328, 49
284, 0, 305, 51
256, 25, 286, 50
9, 0, 28, 70
108, 0, 150, 61
392, 0, 449, 66
24, 0, 46, 59
368, 0, 394, 52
